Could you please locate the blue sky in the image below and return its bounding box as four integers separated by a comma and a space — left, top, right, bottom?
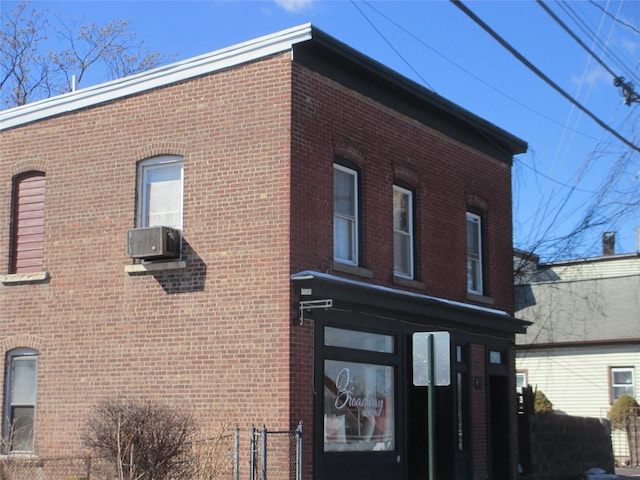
5, 0, 640, 261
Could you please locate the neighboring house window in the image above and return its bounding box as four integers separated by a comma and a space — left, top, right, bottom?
137, 156, 184, 229
466, 211, 483, 294
611, 367, 634, 402
10, 172, 46, 274
333, 163, 359, 265
393, 184, 414, 279
3, 348, 38, 453
516, 371, 527, 392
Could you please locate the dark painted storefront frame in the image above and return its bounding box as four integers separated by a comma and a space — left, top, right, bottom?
293, 271, 529, 480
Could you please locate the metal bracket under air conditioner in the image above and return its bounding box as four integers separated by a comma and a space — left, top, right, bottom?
298, 299, 332, 325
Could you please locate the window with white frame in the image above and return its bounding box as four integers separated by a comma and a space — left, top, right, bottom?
466, 211, 483, 294
138, 156, 184, 229
3, 348, 38, 453
333, 164, 358, 265
611, 367, 634, 402
393, 184, 414, 279
516, 371, 527, 392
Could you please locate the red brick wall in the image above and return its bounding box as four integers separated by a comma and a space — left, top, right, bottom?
1, 53, 294, 456
289, 63, 516, 479
290, 64, 515, 311
2, 48, 518, 478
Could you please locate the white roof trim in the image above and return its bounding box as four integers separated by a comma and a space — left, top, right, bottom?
0, 23, 313, 130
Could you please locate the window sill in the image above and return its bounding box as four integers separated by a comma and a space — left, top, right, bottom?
124, 261, 186, 274
0, 272, 49, 285
0, 452, 39, 461
331, 261, 373, 279
393, 276, 425, 291
466, 292, 494, 305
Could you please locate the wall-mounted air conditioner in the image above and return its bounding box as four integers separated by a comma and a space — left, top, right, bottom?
126, 226, 181, 260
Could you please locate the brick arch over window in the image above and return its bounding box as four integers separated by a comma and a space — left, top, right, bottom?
465, 194, 488, 213
9, 159, 47, 178
1, 335, 44, 354
134, 143, 188, 163
332, 137, 367, 168
393, 165, 420, 188
11, 171, 46, 274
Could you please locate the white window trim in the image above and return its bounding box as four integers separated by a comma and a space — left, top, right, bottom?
611, 366, 635, 402
393, 184, 414, 279
137, 156, 184, 229
333, 164, 359, 266
466, 212, 483, 295
3, 348, 38, 454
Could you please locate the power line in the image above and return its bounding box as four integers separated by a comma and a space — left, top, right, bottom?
547, 1, 639, 105
350, 0, 435, 91
557, 1, 639, 84
588, 0, 640, 36
537, 0, 638, 103
450, 0, 640, 154
358, 0, 606, 144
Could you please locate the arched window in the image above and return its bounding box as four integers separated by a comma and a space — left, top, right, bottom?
3, 348, 39, 453
11, 172, 46, 274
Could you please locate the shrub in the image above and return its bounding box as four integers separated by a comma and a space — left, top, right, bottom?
534, 390, 554, 413
608, 394, 640, 429
84, 398, 197, 480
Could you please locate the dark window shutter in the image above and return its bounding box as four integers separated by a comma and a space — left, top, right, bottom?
12, 172, 46, 274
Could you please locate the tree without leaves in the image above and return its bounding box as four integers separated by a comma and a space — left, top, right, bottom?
84, 398, 197, 480
1, 1, 174, 108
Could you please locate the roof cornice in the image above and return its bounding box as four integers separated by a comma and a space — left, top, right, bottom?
1, 23, 527, 159
0, 24, 313, 130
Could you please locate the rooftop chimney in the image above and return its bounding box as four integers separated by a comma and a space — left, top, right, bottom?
602, 231, 615, 256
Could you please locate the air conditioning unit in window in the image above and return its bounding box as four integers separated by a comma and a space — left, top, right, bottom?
126, 226, 180, 260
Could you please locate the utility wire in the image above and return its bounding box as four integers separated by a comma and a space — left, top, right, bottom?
538, 1, 618, 81
450, 0, 640, 154
350, 0, 435, 91
557, 1, 639, 84
548, 1, 640, 105
588, 0, 640, 35
359, 0, 605, 144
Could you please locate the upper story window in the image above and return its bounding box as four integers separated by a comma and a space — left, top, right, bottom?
10, 172, 46, 274
611, 367, 634, 403
333, 163, 359, 266
137, 156, 183, 229
393, 184, 414, 279
3, 348, 38, 453
466, 211, 483, 295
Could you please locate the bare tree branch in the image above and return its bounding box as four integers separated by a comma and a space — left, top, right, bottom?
1, 1, 175, 108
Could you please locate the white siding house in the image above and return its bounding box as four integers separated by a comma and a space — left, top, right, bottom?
515, 236, 640, 462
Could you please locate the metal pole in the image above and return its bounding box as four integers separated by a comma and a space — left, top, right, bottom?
250, 425, 256, 480
261, 425, 267, 480
296, 421, 304, 480
234, 426, 240, 480
428, 334, 435, 480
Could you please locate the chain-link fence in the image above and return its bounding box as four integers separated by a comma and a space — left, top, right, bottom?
250, 422, 303, 480
0, 455, 91, 480
1, 423, 301, 480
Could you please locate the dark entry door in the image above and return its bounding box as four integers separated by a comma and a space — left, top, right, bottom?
488, 374, 510, 480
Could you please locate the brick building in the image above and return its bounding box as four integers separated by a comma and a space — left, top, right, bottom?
1, 25, 528, 479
